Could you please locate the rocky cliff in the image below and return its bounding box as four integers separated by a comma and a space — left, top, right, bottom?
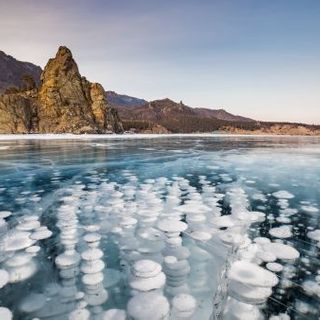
0, 46, 123, 134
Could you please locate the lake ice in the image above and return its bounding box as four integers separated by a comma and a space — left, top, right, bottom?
0, 135, 319, 320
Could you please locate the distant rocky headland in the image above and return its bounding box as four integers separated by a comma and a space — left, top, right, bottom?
0, 47, 319, 135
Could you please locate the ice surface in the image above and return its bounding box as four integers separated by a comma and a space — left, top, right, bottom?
0, 135, 319, 319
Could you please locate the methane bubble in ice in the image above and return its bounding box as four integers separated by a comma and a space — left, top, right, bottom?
272, 190, 294, 199
229, 260, 278, 287
102, 309, 126, 320
269, 225, 292, 239
127, 291, 169, 320
0, 307, 12, 320
263, 242, 300, 260
0, 138, 318, 319
0, 269, 9, 288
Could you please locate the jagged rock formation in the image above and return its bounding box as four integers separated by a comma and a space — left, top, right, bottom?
0, 46, 123, 134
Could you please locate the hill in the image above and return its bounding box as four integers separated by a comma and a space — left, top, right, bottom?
0, 51, 42, 93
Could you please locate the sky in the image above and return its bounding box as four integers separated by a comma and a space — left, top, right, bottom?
0, 0, 319, 124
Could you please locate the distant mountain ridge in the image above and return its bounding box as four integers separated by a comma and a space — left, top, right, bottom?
194, 107, 253, 122
106, 91, 147, 107
0, 48, 319, 135
0, 51, 42, 93
107, 94, 254, 122
115, 98, 256, 133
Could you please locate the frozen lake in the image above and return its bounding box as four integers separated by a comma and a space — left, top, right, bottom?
0, 135, 319, 320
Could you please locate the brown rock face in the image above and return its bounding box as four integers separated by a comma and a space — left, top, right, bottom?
0, 92, 35, 133
0, 46, 123, 134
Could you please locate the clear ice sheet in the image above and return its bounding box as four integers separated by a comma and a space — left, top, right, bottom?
0, 135, 319, 320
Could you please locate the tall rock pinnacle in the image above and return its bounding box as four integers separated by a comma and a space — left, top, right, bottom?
0, 46, 123, 134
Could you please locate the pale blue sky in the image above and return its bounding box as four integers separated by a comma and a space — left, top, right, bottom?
1, 0, 319, 123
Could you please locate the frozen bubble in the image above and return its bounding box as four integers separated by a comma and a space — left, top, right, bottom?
254, 237, 271, 245
81, 248, 103, 261
129, 272, 166, 292
269, 313, 290, 320
20, 293, 46, 313
44, 283, 60, 297
229, 280, 272, 304
223, 298, 262, 320
26, 246, 41, 254
120, 217, 137, 227
301, 206, 319, 213
102, 309, 126, 320
30, 228, 52, 240
17, 220, 41, 231
127, 292, 169, 320
251, 193, 267, 202
68, 308, 90, 320
272, 190, 294, 199
269, 226, 292, 239
266, 262, 283, 272
157, 219, 187, 233
81, 260, 105, 274
0, 211, 12, 219
176, 202, 211, 214
189, 231, 212, 241
5, 252, 33, 267
83, 233, 101, 243
219, 232, 245, 246
137, 227, 164, 241
210, 215, 235, 228
171, 293, 197, 317
0, 307, 12, 320
132, 260, 162, 278
302, 280, 320, 298
8, 260, 37, 283
307, 230, 320, 242
4, 231, 35, 251
249, 211, 265, 223
82, 272, 104, 285
263, 242, 300, 260
229, 260, 278, 287
0, 269, 9, 288
295, 301, 315, 314
276, 216, 291, 224
256, 251, 277, 262
55, 251, 81, 269
187, 213, 206, 222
